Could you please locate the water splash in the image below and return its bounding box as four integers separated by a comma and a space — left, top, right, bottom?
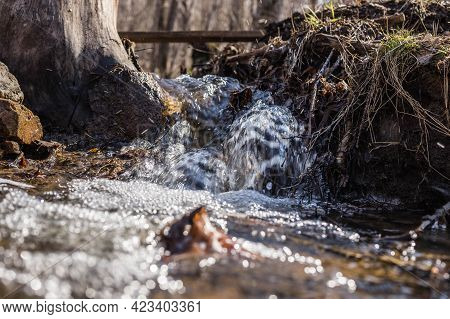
224, 101, 306, 192
131, 75, 311, 194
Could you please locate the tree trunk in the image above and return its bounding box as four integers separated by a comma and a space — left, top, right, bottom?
0, 0, 164, 139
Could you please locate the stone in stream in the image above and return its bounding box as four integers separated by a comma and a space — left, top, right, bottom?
87, 66, 166, 140
22, 140, 62, 160
0, 98, 43, 144
0, 62, 24, 103
0, 140, 21, 157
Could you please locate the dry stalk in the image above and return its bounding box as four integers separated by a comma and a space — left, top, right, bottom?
307, 49, 334, 139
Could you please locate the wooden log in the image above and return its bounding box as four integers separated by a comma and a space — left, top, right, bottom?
118, 31, 265, 43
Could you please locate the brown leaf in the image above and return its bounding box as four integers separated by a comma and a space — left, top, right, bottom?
161, 207, 234, 255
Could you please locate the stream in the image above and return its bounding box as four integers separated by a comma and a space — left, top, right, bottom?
0, 75, 449, 298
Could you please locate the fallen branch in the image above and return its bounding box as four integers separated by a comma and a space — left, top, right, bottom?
416, 201, 450, 232
314, 33, 378, 54
225, 43, 288, 63
0, 178, 34, 189
118, 30, 265, 43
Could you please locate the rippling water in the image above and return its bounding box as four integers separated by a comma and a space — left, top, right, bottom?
0, 75, 449, 298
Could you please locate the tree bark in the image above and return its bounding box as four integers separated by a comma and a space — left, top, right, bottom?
0, 0, 164, 139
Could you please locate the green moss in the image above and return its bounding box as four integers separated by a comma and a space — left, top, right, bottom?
437, 45, 450, 57
381, 30, 419, 56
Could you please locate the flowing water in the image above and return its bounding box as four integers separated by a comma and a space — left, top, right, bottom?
0, 75, 449, 298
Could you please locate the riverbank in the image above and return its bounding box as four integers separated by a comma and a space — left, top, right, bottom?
195, 0, 450, 208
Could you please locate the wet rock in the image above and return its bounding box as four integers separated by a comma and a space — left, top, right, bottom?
0, 98, 43, 144
0, 140, 20, 157
22, 140, 62, 160
88, 66, 165, 140
0, 62, 24, 103
161, 207, 234, 255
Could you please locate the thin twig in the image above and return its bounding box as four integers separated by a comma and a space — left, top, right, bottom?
308, 49, 334, 139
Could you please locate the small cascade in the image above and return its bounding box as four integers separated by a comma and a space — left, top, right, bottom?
224, 100, 304, 192
128, 75, 313, 194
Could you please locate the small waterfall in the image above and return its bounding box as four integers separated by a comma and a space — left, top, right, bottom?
127, 74, 313, 195
224, 101, 303, 192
